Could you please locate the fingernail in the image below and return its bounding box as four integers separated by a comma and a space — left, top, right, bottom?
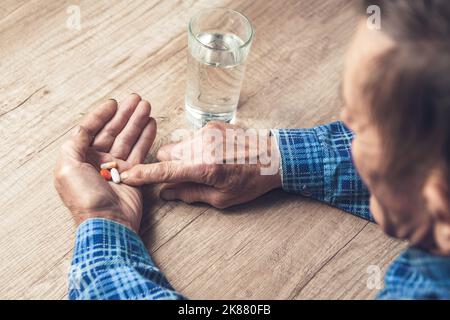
72, 126, 81, 137
161, 189, 176, 200
120, 172, 128, 180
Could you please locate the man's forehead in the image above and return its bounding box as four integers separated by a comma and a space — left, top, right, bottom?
352, 21, 394, 65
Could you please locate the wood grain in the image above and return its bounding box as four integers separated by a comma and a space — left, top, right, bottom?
0, 0, 405, 299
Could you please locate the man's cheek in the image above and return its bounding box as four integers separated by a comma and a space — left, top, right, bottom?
370, 196, 399, 238
351, 141, 368, 182
351, 141, 384, 190
370, 196, 384, 225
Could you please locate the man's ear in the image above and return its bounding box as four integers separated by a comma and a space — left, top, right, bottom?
423, 167, 450, 254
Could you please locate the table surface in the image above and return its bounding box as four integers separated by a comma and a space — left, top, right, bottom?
0, 0, 407, 299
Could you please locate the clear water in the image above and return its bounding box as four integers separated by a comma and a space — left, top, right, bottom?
185, 32, 247, 127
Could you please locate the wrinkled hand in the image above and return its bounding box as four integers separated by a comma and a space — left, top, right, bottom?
121, 121, 281, 209
54, 94, 156, 233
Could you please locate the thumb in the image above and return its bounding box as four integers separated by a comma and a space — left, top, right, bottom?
62, 125, 92, 162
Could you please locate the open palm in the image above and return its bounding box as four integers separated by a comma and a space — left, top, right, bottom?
54, 94, 156, 232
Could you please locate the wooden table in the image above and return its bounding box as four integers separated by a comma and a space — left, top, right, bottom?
0, 0, 406, 299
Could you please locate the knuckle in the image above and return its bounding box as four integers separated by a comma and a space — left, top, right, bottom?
223, 166, 243, 188
210, 163, 223, 175
160, 162, 175, 181
129, 164, 143, 180
130, 93, 141, 101
181, 191, 196, 204
141, 99, 152, 110
205, 121, 224, 130
54, 164, 72, 182
60, 141, 72, 154
211, 195, 229, 209
148, 116, 156, 128
104, 126, 117, 138
135, 164, 147, 179
117, 134, 134, 148
199, 164, 222, 184
197, 164, 209, 178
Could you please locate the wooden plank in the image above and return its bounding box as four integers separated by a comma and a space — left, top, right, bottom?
151, 192, 368, 299
0, 0, 28, 21
295, 223, 407, 300
0, 0, 197, 299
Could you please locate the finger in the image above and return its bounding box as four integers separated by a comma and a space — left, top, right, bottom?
61, 126, 92, 162
109, 100, 151, 160
120, 161, 217, 186
156, 135, 200, 161
127, 117, 157, 165
156, 143, 179, 161
86, 150, 132, 172
79, 99, 117, 137
92, 94, 142, 152
160, 182, 226, 208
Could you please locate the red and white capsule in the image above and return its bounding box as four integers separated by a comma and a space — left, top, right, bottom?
100, 169, 112, 181
110, 168, 121, 184
100, 162, 118, 170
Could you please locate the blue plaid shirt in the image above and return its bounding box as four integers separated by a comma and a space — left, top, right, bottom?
69, 121, 450, 300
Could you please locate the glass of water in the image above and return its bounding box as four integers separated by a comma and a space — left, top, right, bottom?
185, 8, 254, 128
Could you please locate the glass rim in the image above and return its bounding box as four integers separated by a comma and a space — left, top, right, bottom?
188, 8, 254, 52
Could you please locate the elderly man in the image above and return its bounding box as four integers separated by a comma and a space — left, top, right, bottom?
55, 0, 450, 300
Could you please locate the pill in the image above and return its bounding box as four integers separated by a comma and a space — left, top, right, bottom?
100, 162, 118, 169
110, 168, 121, 184
100, 169, 112, 181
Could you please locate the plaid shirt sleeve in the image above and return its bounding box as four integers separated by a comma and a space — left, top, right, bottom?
69, 218, 185, 300
377, 247, 450, 300
272, 121, 374, 221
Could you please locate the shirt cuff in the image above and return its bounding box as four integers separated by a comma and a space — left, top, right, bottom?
72, 218, 153, 267
70, 218, 185, 300
271, 128, 325, 199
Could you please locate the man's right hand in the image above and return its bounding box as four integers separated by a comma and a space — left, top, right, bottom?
54, 94, 156, 233
120, 121, 282, 209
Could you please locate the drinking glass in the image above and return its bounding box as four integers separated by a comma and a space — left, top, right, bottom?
185, 8, 254, 128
